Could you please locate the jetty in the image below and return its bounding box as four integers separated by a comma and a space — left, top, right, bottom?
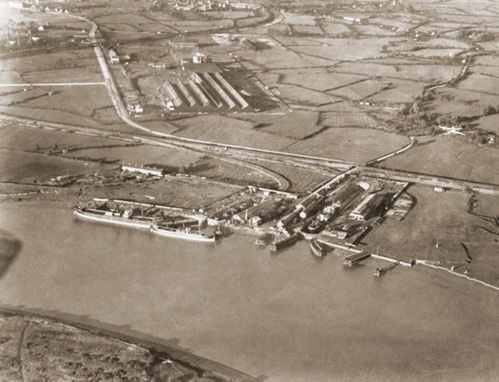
374, 262, 398, 277
343, 252, 371, 267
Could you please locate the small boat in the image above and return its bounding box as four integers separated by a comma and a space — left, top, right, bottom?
255, 232, 274, 247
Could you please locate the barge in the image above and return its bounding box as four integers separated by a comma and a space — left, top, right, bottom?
269, 233, 299, 252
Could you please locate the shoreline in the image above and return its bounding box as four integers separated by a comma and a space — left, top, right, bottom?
0, 305, 260, 382
2, 199, 499, 292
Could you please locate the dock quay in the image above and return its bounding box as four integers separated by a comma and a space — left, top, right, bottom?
343, 252, 371, 267
371, 253, 413, 267
374, 262, 398, 277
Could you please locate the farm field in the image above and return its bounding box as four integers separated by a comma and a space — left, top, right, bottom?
365, 186, 499, 286
320, 112, 379, 128
0, 125, 127, 152
456, 73, 499, 95
282, 71, 366, 92
285, 127, 409, 163
0, 149, 114, 183
292, 39, 391, 61
257, 111, 321, 140
0, 105, 102, 128
328, 80, 387, 100
367, 79, 426, 103
171, 115, 297, 149
21, 67, 102, 84
61, 144, 204, 168
14, 86, 112, 117
473, 114, 499, 134
320, 22, 351, 35
276, 84, 341, 105
423, 88, 499, 119
380, 137, 499, 184
0, 49, 98, 72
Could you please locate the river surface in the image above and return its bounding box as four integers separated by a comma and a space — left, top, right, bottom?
1, 202, 499, 381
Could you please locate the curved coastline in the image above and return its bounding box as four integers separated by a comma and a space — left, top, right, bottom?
0, 305, 260, 382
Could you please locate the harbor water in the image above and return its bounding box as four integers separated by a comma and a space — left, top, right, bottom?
1, 202, 499, 381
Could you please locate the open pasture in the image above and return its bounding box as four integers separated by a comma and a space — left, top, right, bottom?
276, 84, 341, 105
0, 149, 113, 183
473, 113, 499, 134
281, 12, 316, 26
173, 115, 296, 151
17, 86, 111, 117
258, 111, 321, 140
355, 25, 398, 36
292, 38, 391, 61
0, 105, 101, 128
333, 62, 399, 77
0, 49, 98, 72
61, 144, 203, 168
365, 187, 495, 268
424, 88, 499, 119
285, 127, 409, 163
320, 112, 379, 128
320, 22, 351, 35
21, 67, 102, 84
457, 73, 499, 95
292, 25, 323, 35
328, 79, 387, 100
0, 88, 50, 106
0, 124, 125, 152
282, 71, 366, 92
367, 79, 425, 103
380, 137, 499, 184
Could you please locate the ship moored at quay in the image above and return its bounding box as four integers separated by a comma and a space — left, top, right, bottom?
150, 223, 217, 243
74, 199, 218, 243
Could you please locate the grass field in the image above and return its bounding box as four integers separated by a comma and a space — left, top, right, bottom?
293, 38, 390, 61
320, 22, 351, 35
0, 105, 102, 128
457, 73, 499, 95
173, 117, 296, 151
320, 112, 379, 128
0, 49, 98, 72
423, 88, 499, 119
282, 12, 316, 25
292, 25, 323, 35
21, 67, 102, 84
285, 127, 409, 163
365, 186, 498, 281
283, 71, 366, 92
328, 79, 387, 100
473, 114, 499, 134
367, 79, 426, 103
380, 137, 499, 184
0, 150, 113, 183
61, 144, 203, 168
17, 86, 112, 117
258, 111, 322, 140
276, 84, 340, 105
0, 125, 126, 152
